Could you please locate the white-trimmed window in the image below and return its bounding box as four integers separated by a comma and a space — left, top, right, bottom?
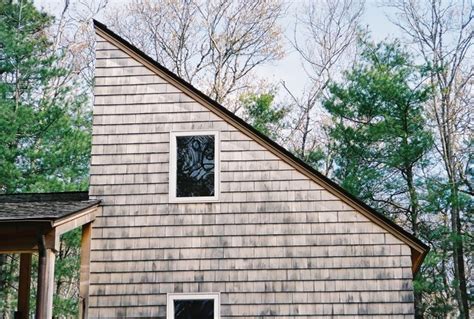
167, 293, 220, 319
169, 131, 219, 202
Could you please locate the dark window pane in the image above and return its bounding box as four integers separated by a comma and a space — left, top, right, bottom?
176, 135, 215, 197
174, 299, 214, 319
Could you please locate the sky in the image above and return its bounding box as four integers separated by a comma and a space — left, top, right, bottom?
255, 0, 404, 96
35, 0, 405, 97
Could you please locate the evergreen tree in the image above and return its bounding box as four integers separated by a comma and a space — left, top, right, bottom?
0, 0, 91, 194
323, 40, 435, 317
0, 1, 91, 316
240, 92, 287, 140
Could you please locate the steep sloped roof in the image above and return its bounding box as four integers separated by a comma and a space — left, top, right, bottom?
93, 20, 429, 274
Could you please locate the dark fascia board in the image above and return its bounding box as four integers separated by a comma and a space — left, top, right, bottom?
93, 20, 429, 274
0, 191, 89, 203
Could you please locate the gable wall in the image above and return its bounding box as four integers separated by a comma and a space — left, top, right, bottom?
89, 35, 415, 318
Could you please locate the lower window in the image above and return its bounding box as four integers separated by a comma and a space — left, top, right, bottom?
167, 293, 220, 319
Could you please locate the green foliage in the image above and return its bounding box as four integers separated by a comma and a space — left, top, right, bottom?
323, 40, 433, 213
323, 40, 442, 316
0, 0, 91, 194
0, 1, 91, 316
0, 255, 19, 312
240, 92, 287, 140
414, 251, 455, 317
420, 175, 474, 317
304, 149, 326, 169
53, 229, 82, 317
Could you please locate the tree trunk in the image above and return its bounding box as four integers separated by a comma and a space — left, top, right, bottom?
406, 167, 424, 318
438, 89, 469, 319
450, 183, 469, 319
414, 286, 424, 319
0, 254, 6, 317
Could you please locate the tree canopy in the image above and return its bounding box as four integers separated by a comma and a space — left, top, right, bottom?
0, 0, 91, 194
0, 0, 91, 316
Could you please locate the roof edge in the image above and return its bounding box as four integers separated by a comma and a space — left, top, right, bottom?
93, 20, 429, 273
0, 191, 90, 203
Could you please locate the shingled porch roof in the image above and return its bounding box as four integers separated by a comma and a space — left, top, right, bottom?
0, 191, 100, 222
0, 191, 101, 319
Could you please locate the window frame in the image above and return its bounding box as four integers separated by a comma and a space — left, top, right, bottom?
169, 131, 220, 203
166, 292, 220, 319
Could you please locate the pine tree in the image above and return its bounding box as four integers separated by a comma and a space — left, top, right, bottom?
240, 92, 287, 141
0, 1, 91, 316
0, 0, 91, 194
323, 40, 435, 317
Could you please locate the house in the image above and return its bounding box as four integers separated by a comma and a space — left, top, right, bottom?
87, 20, 429, 318
0, 19, 429, 318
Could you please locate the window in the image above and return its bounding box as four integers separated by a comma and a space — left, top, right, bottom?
167, 293, 220, 319
169, 131, 219, 202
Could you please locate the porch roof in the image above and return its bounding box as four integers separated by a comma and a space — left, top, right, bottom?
0, 191, 100, 318
0, 191, 99, 222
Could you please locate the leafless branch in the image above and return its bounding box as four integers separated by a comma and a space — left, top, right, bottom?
106, 0, 285, 109
284, 0, 364, 171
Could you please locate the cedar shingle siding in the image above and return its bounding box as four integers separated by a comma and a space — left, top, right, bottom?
89, 32, 416, 318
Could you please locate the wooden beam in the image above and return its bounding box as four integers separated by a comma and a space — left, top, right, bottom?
35, 234, 56, 319
0, 222, 51, 253
16, 253, 32, 319
79, 222, 92, 319
53, 206, 99, 236
0, 245, 37, 254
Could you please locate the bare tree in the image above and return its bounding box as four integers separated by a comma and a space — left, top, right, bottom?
46, 0, 109, 87
283, 0, 365, 173
385, 0, 473, 318
106, 0, 285, 109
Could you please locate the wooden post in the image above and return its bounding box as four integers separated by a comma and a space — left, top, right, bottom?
35, 235, 56, 319
79, 223, 92, 319
16, 253, 32, 319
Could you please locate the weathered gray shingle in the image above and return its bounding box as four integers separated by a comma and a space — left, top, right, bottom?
86, 20, 427, 318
